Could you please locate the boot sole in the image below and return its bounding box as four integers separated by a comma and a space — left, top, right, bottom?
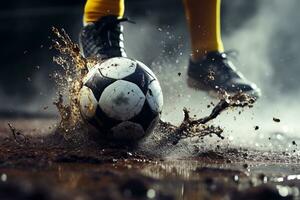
187, 76, 261, 99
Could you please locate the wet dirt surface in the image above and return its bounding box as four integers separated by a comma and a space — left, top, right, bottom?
1, 28, 299, 199
1, 119, 300, 200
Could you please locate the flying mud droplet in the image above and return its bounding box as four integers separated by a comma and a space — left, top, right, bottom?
208, 70, 215, 80
273, 117, 280, 123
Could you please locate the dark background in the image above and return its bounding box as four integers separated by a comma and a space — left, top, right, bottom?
1, 0, 299, 115
0, 0, 258, 100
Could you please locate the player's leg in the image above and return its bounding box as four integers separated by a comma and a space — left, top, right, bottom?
184, 0, 223, 61
79, 0, 127, 59
183, 0, 261, 97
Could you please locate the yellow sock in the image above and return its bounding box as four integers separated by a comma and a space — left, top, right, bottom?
183, 0, 224, 61
84, 0, 125, 24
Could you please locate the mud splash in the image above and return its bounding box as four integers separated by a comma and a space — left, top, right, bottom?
170, 92, 255, 145
7, 123, 29, 145
51, 27, 91, 140
51, 28, 256, 146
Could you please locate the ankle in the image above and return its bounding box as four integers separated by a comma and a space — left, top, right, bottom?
191, 49, 224, 62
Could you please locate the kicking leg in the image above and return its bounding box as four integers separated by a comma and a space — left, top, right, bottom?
79, 0, 127, 59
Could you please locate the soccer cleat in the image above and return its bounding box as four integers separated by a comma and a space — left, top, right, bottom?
79, 15, 127, 59
187, 51, 261, 98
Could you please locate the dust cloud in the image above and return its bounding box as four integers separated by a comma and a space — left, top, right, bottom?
123, 0, 300, 155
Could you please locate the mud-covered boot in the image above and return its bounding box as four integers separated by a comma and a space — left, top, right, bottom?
187, 51, 261, 98
79, 15, 127, 59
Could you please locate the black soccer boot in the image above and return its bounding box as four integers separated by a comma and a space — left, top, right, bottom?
187, 51, 261, 98
79, 15, 127, 59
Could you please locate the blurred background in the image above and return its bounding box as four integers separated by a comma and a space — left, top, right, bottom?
1, 0, 300, 151
0, 0, 261, 112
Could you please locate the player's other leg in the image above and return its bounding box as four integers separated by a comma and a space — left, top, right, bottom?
79, 0, 126, 59
183, 0, 261, 98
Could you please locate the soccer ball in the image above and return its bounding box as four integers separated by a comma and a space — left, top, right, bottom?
79, 57, 163, 141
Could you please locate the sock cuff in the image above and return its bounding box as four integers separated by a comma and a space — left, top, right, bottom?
83, 0, 124, 23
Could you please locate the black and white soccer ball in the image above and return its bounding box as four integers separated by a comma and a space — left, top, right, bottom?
79, 57, 163, 141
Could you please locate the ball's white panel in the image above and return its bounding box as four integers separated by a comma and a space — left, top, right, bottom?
99, 80, 145, 121
146, 80, 163, 113
79, 86, 98, 119
99, 57, 137, 79
111, 121, 145, 140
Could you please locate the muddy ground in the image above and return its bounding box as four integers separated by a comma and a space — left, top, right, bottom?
0, 118, 300, 200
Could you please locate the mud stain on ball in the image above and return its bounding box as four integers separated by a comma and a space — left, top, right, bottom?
113, 92, 130, 106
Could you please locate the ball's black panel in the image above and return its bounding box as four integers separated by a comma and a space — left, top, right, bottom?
141, 67, 157, 82
130, 99, 158, 131
146, 115, 160, 135
84, 69, 116, 100
94, 105, 121, 131
123, 64, 155, 95
85, 116, 102, 130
